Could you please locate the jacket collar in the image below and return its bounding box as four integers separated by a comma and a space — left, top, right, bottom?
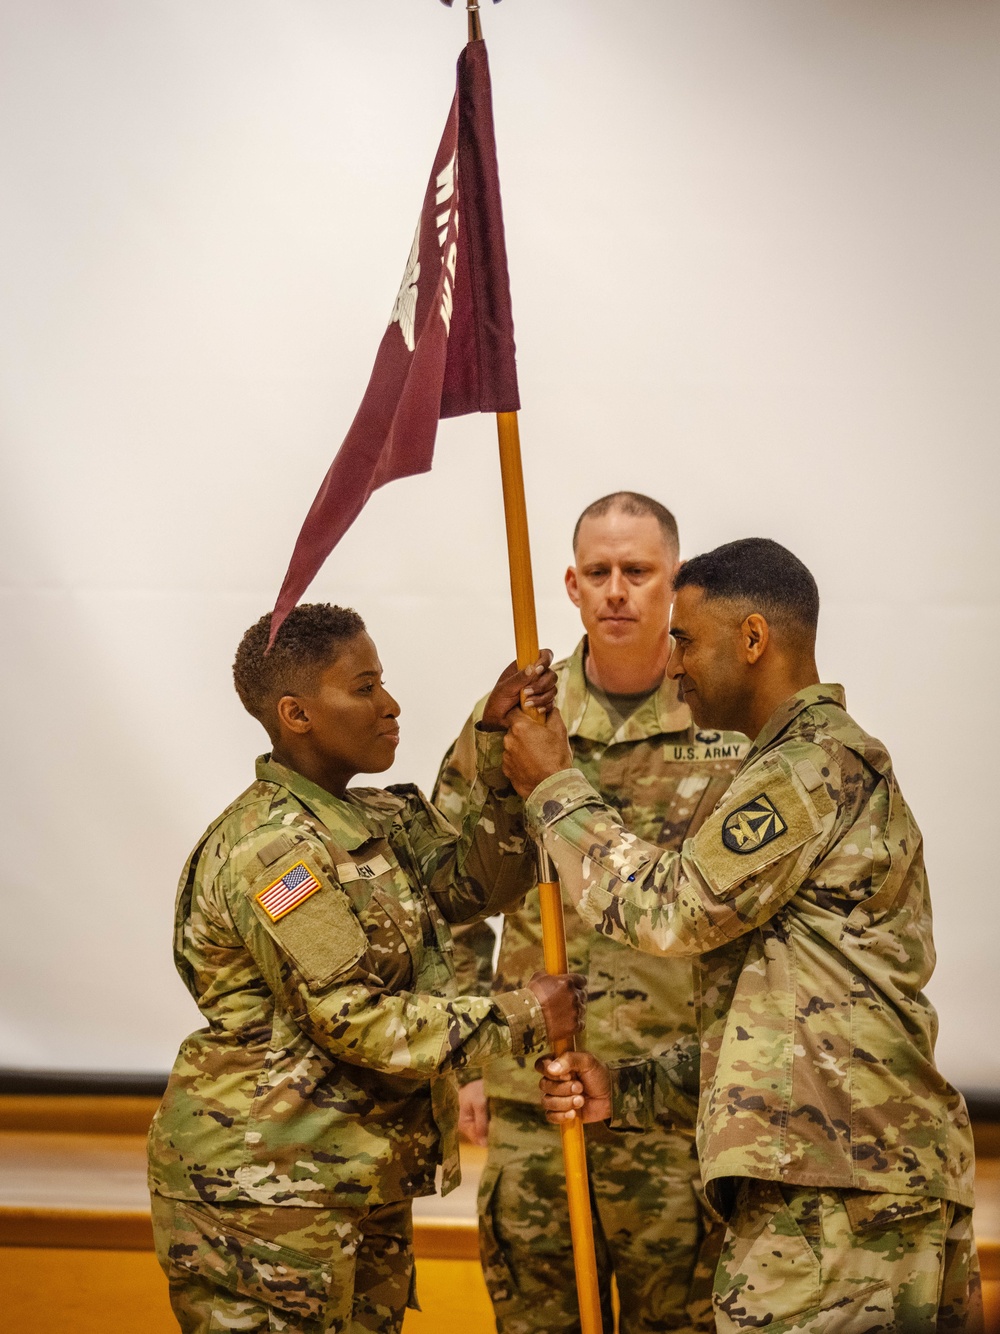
557, 638, 691, 744
254, 754, 391, 852
741, 683, 847, 770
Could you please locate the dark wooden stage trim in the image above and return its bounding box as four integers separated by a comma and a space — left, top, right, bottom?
0, 1207, 153, 1251
0, 1205, 479, 1260
0, 1095, 162, 1136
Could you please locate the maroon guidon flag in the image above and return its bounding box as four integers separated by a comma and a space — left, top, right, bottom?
269, 38, 518, 644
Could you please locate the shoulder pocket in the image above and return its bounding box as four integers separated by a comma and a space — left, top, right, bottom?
691, 755, 823, 900
248, 846, 368, 989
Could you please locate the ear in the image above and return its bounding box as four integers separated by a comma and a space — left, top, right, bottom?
565, 565, 582, 609
276, 694, 312, 735
742, 613, 769, 665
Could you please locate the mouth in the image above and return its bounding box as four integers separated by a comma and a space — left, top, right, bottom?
380, 728, 401, 746
598, 615, 637, 625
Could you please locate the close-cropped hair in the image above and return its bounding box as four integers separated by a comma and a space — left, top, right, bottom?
233, 603, 366, 733
572, 491, 679, 555
675, 538, 820, 635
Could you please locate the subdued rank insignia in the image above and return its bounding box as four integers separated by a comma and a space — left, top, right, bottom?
721, 794, 787, 854
256, 861, 322, 921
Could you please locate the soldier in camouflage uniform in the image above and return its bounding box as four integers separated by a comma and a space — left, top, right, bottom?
148, 604, 586, 1334
515, 539, 981, 1333
433, 494, 747, 1334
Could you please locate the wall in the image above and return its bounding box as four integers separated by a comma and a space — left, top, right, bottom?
0, 0, 997, 1089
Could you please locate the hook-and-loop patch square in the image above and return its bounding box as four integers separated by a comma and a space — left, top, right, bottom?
721, 794, 787, 854
256, 861, 322, 921
692, 754, 823, 899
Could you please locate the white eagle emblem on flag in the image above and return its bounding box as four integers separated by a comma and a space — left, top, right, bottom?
390, 223, 421, 352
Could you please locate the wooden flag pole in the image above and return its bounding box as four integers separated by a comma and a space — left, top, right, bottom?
459, 5, 602, 1329
495, 411, 605, 1334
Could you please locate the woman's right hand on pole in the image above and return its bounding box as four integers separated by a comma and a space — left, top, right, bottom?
526, 970, 587, 1045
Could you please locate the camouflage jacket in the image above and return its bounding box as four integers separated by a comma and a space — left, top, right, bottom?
148, 733, 544, 1209
526, 684, 975, 1208
433, 639, 747, 1103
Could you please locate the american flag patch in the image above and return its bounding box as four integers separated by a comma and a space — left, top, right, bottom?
256, 861, 322, 922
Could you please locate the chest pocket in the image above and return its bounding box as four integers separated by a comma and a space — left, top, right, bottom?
658, 771, 734, 847
334, 837, 461, 997
599, 741, 741, 852
385, 815, 457, 975
335, 840, 431, 992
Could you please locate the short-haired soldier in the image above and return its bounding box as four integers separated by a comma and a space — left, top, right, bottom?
503, 539, 981, 1332
433, 494, 747, 1334
147, 604, 587, 1334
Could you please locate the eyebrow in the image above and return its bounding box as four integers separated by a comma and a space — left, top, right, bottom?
583, 558, 654, 569
352, 669, 380, 682
670, 626, 690, 640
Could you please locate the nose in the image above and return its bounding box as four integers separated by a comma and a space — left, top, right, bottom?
606, 569, 627, 604
667, 639, 684, 680
384, 691, 401, 718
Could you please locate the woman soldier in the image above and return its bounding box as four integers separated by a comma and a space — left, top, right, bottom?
148, 603, 585, 1333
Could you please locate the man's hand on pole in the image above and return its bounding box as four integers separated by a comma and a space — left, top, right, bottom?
481, 650, 557, 731
502, 709, 574, 796
536, 1052, 613, 1125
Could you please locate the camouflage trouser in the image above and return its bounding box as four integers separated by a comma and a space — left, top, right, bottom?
713, 1179, 984, 1333
150, 1194, 417, 1333
478, 1099, 717, 1334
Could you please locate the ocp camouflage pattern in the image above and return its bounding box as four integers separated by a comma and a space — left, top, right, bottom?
526, 684, 976, 1211
712, 1180, 982, 1332
433, 640, 748, 1103
434, 640, 744, 1332
148, 727, 544, 1211
477, 1100, 708, 1334
151, 1193, 416, 1333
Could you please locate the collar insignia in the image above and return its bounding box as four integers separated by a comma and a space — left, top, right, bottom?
722, 794, 787, 854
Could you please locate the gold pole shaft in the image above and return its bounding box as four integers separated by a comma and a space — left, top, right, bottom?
496, 409, 605, 1334
466, 0, 482, 42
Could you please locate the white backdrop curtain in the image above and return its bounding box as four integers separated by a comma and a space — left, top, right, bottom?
0, 0, 997, 1092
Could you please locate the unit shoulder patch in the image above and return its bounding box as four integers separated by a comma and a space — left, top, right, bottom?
691, 755, 823, 899
721, 794, 787, 854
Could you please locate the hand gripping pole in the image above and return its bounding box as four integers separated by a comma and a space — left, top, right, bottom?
496, 409, 604, 1334
457, 2, 602, 1320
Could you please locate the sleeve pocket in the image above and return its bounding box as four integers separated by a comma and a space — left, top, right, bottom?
690, 757, 822, 900
585, 830, 655, 886
248, 850, 369, 989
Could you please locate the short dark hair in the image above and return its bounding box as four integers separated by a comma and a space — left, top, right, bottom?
675, 538, 819, 637
233, 603, 366, 735
572, 492, 679, 556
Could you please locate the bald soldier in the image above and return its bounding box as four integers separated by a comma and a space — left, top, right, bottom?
433, 493, 747, 1334
507, 539, 981, 1333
